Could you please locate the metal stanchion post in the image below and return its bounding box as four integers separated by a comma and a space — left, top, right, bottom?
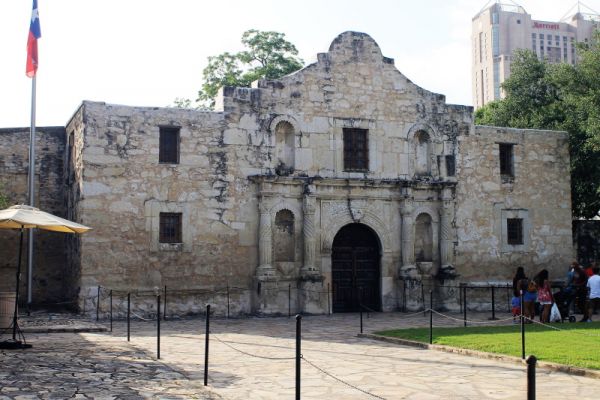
110, 289, 113, 333
360, 305, 363, 334
204, 304, 210, 386
490, 286, 497, 320
296, 314, 302, 400
527, 355, 537, 400
402, 279, 407, 313
429, 290, 433, 344
327, 283, 331, 315
463, 286, 467, 327
421, 282, 426, 316
96, 285, 100, 321
164, 285, 167, 321
157, 295, 161, 360
127, 292, 130, 342
507, 283, 511, 313
521, 290, 525, 360
227, 284, 230, 319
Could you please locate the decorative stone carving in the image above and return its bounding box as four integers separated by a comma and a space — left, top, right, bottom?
301, 194, 318, 276
399, 198, 417, 278
440, 187, 455, 269
256, 198, 275, 279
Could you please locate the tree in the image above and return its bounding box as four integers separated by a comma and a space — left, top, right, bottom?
184, 30, 303, 109
475, 35, 600, 219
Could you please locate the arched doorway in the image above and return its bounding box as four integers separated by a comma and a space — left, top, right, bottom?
332, 223, 381, 312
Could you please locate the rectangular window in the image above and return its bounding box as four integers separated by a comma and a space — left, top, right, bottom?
159, 212, 182, 243
507, 218, 524, 245
343, 128, 368, 171
499, 143, 514, 177
159, 127, 180, 164
445, 155, 456, 177
493, 61, 500, 99
479, 32, 483, 63
492, 26, 500, 57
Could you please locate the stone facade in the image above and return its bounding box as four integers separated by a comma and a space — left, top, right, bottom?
0, 32, 574, 313
0, 126, 68, 304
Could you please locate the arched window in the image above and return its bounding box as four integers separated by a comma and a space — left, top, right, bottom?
414, 130, 430, 176
274, 210, 295, 262
275, 121, 295, 172
415, 213, 433, 262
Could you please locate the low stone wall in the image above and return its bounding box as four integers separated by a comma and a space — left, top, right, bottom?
0, 127, 68, 305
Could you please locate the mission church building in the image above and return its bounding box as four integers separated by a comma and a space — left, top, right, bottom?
0, 32, 573, 314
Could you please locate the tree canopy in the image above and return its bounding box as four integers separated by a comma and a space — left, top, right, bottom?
177, 30, 303, 109
475, 32, 600, 219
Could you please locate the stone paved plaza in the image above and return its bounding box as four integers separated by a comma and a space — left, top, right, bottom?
2, 312, 600, 399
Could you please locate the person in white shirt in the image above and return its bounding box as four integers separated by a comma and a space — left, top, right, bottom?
583, 266, 600, 322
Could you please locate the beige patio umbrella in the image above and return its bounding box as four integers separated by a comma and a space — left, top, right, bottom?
0, 205, 91, 349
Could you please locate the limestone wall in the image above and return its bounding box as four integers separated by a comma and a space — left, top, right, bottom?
455, 125, 573, 282
66, 31, 574, 315
0, 126, 68, 304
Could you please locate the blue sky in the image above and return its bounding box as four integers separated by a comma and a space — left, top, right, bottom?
0, 0, 597, 127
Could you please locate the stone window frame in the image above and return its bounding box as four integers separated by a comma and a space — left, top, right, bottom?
159, 212, 182, 244
342, 128, 369, 172
159, 126, 181, 164
499, 208, 530, 253
145, 200, 192, 252
498, 142, 515, 179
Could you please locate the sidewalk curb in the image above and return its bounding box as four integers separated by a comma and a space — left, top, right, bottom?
358, 333, 600, 380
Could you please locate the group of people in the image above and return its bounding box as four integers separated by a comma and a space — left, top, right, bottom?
511, 262, 600, 323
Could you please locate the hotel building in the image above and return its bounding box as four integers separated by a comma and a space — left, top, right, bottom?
472, 1, 599, 108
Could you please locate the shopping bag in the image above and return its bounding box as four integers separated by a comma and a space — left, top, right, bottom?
550, 303, 562, 322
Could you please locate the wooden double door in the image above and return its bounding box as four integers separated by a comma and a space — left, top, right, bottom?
332, 223, 381, 312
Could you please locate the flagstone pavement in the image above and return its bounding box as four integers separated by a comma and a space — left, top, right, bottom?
2, 311, 600, 399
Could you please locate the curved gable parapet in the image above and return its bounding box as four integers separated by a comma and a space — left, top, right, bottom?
327, 31, 390, 65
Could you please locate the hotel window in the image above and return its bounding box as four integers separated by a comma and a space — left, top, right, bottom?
159, 213, 182, 244
343, 128, 369, 171
492, 26, 500, 57
493, 61, 500, 99
159, 127, 180, 164
540, 34, 544, 40
499, 143, 514, 177
507, 218, 524, 245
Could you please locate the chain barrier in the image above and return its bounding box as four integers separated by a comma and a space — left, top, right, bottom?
430, 309, 515, 325
523, 316, 600, 337
302, 356, 387, 400
212, 334, 296, 361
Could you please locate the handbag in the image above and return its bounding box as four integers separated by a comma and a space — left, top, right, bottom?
550, 303, 562, 322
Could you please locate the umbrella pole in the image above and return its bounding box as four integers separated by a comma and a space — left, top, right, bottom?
12, 227, 24, 341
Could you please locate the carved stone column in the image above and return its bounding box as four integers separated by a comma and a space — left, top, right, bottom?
400, 198, 417, 278
256, 199, 275, 279
301, 193, 318, 276
440, 187, 455, 268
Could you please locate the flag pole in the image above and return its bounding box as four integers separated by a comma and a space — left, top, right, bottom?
27, 75, 36, 310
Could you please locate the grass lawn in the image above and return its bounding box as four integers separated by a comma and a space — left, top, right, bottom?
376, 321, 600, 370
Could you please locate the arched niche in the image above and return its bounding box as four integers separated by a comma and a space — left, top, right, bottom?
274, 209, 295, 262
274, 121, 295, 172
414, 130, 431, 176
414, 213, 433, 262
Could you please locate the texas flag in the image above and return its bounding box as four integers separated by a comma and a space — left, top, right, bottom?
26, 0, 42, 78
